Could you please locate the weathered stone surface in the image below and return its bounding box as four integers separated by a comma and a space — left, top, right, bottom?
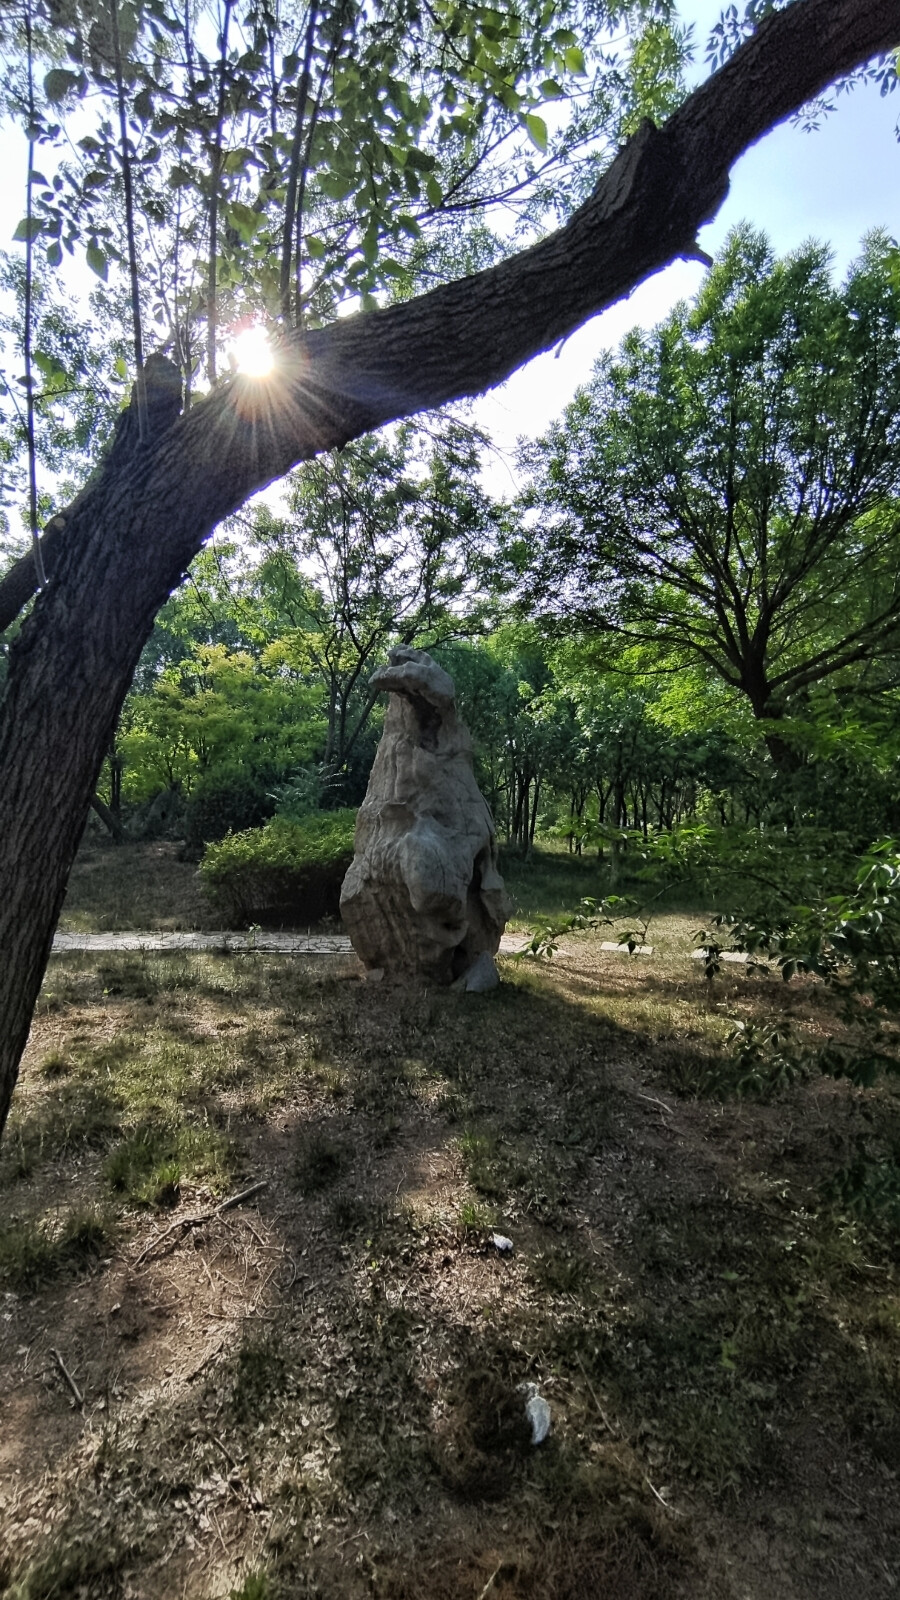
340, 647, 509, 984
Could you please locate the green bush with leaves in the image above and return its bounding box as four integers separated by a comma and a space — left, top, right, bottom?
199, 812, 357, 926
183, 770, 278, 850
696, 840, 900, 1089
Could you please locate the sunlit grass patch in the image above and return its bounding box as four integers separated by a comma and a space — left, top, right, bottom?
15, 956, 305, 1194
58, 838, 210, 933
103, 1120, 231, 1205
0, 1204, 116, 1292
229, 1573, 271, 1600
7, 1530, 133, 1600
457, 1197, 498, 1234
0, 1081, 121, 1184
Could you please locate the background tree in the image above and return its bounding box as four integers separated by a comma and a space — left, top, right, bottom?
517, 226, 900, 769
242, 418, 494, 796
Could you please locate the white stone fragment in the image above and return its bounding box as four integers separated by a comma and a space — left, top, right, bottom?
464, 950, 501, 992
519, 1382, 551, 1445
690, 948, 749, 963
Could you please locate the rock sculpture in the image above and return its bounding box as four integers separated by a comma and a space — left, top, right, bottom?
340, 647, 509, 988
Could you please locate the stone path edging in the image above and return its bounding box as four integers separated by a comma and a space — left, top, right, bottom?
51, 930, 558, 955
53, 931, 752, 962
51, 930, 354, 955
51, 931, 751, 964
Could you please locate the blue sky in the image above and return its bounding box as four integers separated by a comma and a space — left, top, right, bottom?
475, 0, 900, 492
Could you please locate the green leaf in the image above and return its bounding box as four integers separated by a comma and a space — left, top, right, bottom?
524, 113, 548, 153
33, 349, 70, 383
13, 217, 44, 242
318, 172, 356, 202
45, 240, 63, 268
539, 79, 564, 99
44, 67, 83, 102
564, 45, 586, 75
223, 147, 254, 175
113, 355, 129, 380
305, 234, 326, 260
226, 202, 263, 241
86, 240, 108, 280
425, 174, 443, 208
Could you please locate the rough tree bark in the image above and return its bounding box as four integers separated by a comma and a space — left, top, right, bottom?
0, 0, 897, 1141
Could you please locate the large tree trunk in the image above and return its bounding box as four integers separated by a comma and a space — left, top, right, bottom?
0, 0, 897, 1141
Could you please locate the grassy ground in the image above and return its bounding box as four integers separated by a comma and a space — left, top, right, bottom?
499, 842, 658, 931
59, 839, 213, 932
2, 846, 899, 1598
60, 836, 666, 936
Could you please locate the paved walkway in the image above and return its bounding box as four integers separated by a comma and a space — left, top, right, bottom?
51, 931, 748, 963
50, 930, 661, 957
52, 930, 357, 955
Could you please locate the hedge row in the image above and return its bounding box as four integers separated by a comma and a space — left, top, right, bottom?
199, 811, 357, 925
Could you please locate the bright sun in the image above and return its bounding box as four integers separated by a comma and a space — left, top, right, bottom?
231, 324, 274, 378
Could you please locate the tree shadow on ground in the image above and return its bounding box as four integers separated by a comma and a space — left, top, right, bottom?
1, 953, 898, 1599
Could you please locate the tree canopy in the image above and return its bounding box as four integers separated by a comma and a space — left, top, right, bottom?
516, 226, 900, 761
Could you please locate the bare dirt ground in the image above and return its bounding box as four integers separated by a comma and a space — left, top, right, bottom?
2, 849, 899, 1599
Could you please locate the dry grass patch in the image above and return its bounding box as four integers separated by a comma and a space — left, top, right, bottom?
59, 839, 213, 932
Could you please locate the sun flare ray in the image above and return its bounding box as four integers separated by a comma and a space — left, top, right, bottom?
230, 324, 275, 379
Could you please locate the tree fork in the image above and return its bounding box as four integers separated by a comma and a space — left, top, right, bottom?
0, 0, 898, 1141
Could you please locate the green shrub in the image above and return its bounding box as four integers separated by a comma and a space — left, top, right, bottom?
183, 770, 277, 850
199, 811, 357, 925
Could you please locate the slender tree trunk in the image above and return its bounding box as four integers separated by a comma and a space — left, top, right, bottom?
110, 745, 123, 824
512, 773, 525, 850
207, 0, 233, 383
90, 793, 125, 843
529, 778, 541, 848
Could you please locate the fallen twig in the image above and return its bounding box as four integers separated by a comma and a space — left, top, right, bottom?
576, 1352, 616, 1435
209, 1504, 230, 1557
634, 1091, 674, 1120
216, 1179, 268, 1216
134, 1181, 268, 1265
186, 1339, 224, 1383
642, 1473, 683, 1516
477, 1563, 503, 1600
50, 1347, 83, 1407
209, 1431, 240, 1470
